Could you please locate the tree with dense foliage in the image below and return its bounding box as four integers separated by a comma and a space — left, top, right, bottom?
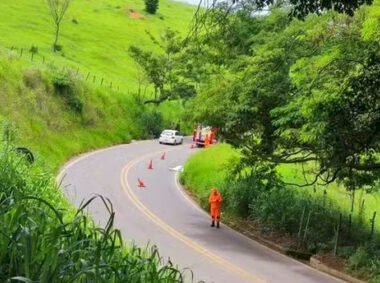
198, 0, 372, 18
182, 2, 380, 279
129, 29, 196, 104
186, 3, 380, 189
145, 0, 159, 14
46, 0, 71, 51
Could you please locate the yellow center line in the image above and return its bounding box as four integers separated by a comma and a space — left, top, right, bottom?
119, 147, 266, 283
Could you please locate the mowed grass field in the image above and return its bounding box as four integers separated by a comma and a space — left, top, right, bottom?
0, 0, 195, 90
182, 144, 380, 228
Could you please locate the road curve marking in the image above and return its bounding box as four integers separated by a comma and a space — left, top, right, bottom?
120, 149, 266, 283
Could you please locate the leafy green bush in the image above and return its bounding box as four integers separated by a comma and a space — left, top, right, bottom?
140, 110, 164, 138
220, 165, 282, 218
145, 0, 159, 14
51, 69, 84, 114
348, 243, 380, 282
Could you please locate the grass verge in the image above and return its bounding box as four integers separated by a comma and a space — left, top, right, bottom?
181, 143, 380, 282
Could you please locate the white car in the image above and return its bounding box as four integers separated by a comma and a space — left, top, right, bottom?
159, 130, 183, 145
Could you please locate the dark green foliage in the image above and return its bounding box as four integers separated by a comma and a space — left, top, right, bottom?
51, 69, 84, 114
348, 243, 380, 281
183, 1, 380, 279
129, 29, 193, 105
15, 147, 34, 164
140, 110, 164, 138
223, 169, 378, 257
220, 164, 281, 218
216, 0, 372, 19
145, 0, 159, 14
187, 6, 380, 189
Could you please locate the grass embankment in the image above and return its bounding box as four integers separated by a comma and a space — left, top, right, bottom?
0, 0, 195, 170
181, 144, 380, 281
181, 144, 240, 208
0, 49, 185, 171
0, 0, 195, 89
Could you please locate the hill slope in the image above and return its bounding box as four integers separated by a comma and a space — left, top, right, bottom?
0, 0, 195, 90
0, 0, 195, 170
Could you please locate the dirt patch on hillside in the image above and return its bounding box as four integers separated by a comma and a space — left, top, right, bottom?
128, 9, 144, 19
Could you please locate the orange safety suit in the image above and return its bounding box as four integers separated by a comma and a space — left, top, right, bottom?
208, 188, 222, 224
209, 130, 214, 145
204, 134, 210, 148
192, 128, 197, 142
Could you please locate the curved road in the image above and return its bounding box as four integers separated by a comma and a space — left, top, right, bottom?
59, 139, 343, 283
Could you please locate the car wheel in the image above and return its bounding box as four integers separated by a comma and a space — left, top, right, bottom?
159, 141, 162, 144
180, 139, 183, 144
174, 140, 177, 145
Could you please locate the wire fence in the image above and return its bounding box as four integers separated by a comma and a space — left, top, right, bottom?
8, 45, 132, 92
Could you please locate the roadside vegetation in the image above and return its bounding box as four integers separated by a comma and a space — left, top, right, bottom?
182, 144, 380, 281
0, 141, 191, 282
0, 0, 195, 171
0, 0, 195, 281
1, 0, 379, 281
181, 0, 380, 281
0, 47, 185, 171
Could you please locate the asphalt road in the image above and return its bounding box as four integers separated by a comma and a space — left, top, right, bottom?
59, 139, 343, 283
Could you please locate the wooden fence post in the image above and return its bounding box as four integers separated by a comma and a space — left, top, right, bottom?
348, 213, 352, 238
370, 211, 377, 240
297, 207, 306, 249
303, 210, 312, 244
334, 213, 342, 255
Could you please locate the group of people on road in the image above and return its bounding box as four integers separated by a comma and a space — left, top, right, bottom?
192, 126, 217, 148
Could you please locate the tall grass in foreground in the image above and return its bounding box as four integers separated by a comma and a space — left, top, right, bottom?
0, 143, 196, 282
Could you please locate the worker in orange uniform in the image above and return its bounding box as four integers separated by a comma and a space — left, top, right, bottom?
204, 134, 210, 148
208, 187, 222, 228
209, 129, 215, 145
192, 127, 197, 142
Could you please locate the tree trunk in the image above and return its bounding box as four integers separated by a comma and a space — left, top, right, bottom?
53, 23, 60, 51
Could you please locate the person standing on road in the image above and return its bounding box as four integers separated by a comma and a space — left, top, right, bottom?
208, 187, 222, 228
193, 127, 197, 142
204, 134, 210, 148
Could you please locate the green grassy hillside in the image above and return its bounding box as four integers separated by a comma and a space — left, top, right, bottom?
0, 0, 195, 90
0, 0, 195, 170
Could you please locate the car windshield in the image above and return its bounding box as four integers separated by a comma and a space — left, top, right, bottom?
162, 131, 173, 136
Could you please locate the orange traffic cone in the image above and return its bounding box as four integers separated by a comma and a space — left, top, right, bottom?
137, 178, 146, 188
147, 160, 153, 170
160, 152, 166, 160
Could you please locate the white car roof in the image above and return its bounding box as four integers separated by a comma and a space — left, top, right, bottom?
162, 130, 177, 135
